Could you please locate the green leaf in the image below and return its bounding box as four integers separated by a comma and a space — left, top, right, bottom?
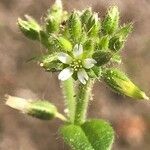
103, 68, 149, 100
82, 119, 114, 150
60, 119, 114, 150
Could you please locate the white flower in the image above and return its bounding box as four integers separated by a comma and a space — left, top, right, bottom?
58, 44, 97, 84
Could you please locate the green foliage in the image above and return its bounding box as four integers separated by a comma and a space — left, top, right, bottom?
60, 119, 114, 150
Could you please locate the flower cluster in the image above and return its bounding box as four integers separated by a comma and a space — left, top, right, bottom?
58, 44, 96, 84
17, 0, 148, 99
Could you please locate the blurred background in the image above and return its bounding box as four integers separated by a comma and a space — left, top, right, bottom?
0, 0, 150, 149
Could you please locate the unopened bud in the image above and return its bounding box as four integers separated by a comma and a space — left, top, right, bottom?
45, 0, 63, 33
18, 15, 41, 40
103, 69, 149, 100
68, 11, 82, 42
5, 95, 58, 120
93, 51, 113, 66
81, 8, 92, 25
102, 6, 119, 35
109, 36, 124, 52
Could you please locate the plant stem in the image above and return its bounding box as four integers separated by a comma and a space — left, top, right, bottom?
74, 80, 94, 125
61, 78, 76, 123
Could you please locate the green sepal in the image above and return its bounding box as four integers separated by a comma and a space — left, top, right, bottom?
27, 100, 58, 120
38, 31, 53, 49
111, 53, 121, 64
68, 11, 82, 43
93, 51, 113, 66
88, 13, 101, 37
83, 39, 95, 57
45, 0, 63, 33
103, 68, 149, 100
116, 23, 133, 38
18, 15, 41, 40
54, 36, 73, 52
87, 66, 102, 79
98, 36, 109, 50
39, 53, 63, 72
102, 6, 119, 35
60, 119, 114, 150
81, 8, 92, 25
109, 36, 124, 52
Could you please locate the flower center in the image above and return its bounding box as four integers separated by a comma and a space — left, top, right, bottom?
70, 59, 83, 71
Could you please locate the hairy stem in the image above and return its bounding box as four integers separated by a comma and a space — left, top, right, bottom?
74, 80, 94, 125
61, 78, 76, 123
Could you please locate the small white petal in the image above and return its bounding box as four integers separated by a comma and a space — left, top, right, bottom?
73, 44, 83, 58
58, 52, 72, 64
58, 67, 73, 81
83, 58, 97, 69
77, 69, 89, 84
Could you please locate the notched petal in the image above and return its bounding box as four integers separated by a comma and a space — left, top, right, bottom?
58, 67, 73, 81
77, 69, 89, 84
58, 52, 72, 64
73, 44, 83, 58
83, 58, 97, 69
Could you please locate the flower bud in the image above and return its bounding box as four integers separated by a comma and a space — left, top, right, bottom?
103, 69, 149, 100
102, 6, 119, 35
18, 15, 41, 40
5, 95, 58, 120
109, 36, 124, 52
92, 51, 113, 66
68, 11, 82, 42
45, 0, 63, 33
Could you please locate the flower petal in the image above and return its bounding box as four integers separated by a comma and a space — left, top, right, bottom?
83, 58, 97, 69
58, 52, 72, 64
58, 67, 73, 81
77, 69, 89, 84
73, 44, 83, 58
